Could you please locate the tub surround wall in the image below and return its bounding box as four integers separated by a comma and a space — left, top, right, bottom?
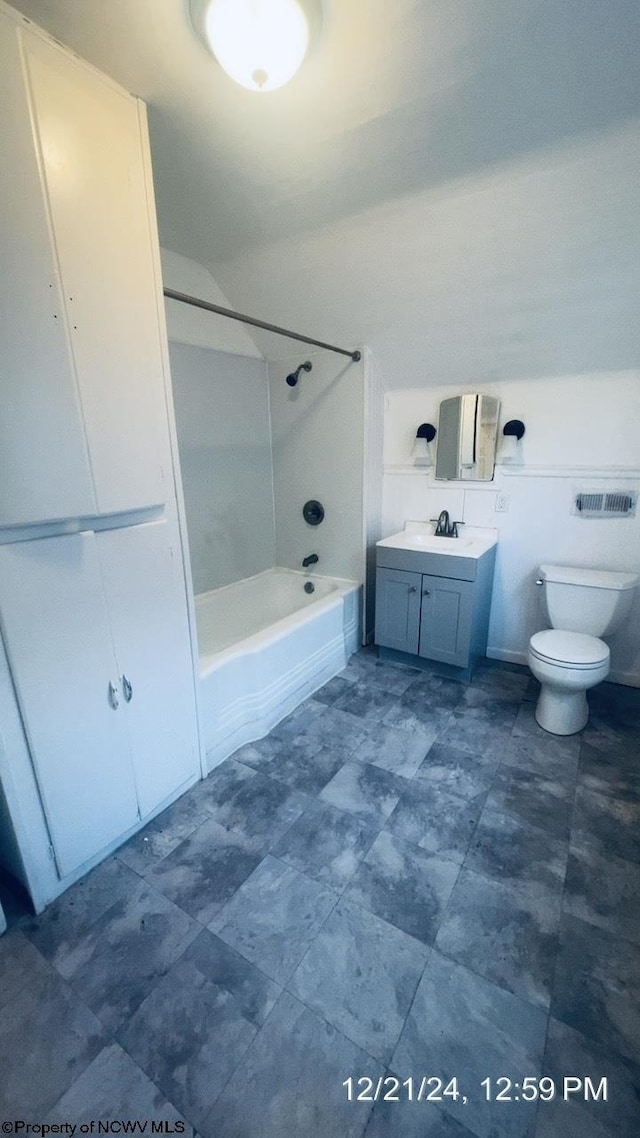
268, 349, 367, 587
170, 343, 275, 594
382, 373, 640, 686
162, 248, 275, 595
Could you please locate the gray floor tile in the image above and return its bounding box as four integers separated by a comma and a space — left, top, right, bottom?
589, 683, 640, 730
536, 1017, 640, 1138
404, 672, 466, 711
500, 733, 580, 783
580, 715, 639, 757
552, 914, 640, 1064
230, 735, 284, 772
385, 781, 485, 864
314, 673, 357, 705
56, 878, 200, 1031
47, 1042, 186, 1126
523, 675, 541, 703
345, 830, 460, 945
392, 951, 548, 1138
512, 701, 563, 740
182, 928, 281, 1026
320, 759, 409, 825
119, 958, 257, 1132
353, 721, 437, 778
572, 786, 640, 864
117, 785, 213, 875
265, 739, 346, 793
196, 756, 258, 811
295, 704, 369, 754
485, 767, 573, 840
267, 697, 326, 741
210, 855, 338, 984
10, 648, 640, 1135
147, 816, 264, 925
333, 679, 398, 721
366, 661, 422, 696
577, 740, 640, 803
436, 868, 562, 1009
465, 809, 568, 891
203, 990, 380, 1138
365, 1098, 477, 1137
466, 665, 530, 702
272, 799, 378, 889
0, 927, 52, 1012
564, 841, 640, 945
23, 857, 140, 971
212, 770, 310, 846
382, 691, 453, 735
0, 964, 106, 1116
442, 703, 517, 758
288, 896, 428, 1062
414, 741, 498, 800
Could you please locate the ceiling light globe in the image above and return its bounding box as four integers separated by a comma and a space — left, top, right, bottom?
203, 0, 310, 92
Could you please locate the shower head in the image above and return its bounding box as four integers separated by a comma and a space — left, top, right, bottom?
286, 361, 312, 387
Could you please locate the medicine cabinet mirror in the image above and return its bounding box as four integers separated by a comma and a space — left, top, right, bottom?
435, 393, 500, 481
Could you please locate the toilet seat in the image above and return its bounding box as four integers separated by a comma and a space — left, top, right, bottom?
529, 630, 609, 669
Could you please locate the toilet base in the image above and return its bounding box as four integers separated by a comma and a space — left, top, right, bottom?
535, 685, 589, 736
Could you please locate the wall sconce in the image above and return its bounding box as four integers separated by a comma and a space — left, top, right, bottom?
498, 419, 525, 462
503, 419, 525, 440
414, 422, 437, 465
416, 423, 437, 443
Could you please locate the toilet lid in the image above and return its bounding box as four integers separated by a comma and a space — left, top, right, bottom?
530, 630, 609, 667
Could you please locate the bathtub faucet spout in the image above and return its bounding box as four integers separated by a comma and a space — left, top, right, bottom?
302, 554, 319, 569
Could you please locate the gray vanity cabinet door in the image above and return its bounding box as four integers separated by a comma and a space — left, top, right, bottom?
375, 568, 422, 654
419, 575, 474, 667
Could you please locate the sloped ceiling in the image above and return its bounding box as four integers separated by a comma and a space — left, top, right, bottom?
11, 0, 640, 264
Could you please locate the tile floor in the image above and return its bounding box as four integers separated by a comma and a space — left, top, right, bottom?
1, 650, 640, 1138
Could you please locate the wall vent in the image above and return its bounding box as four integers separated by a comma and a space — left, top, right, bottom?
574, 490, 637, 518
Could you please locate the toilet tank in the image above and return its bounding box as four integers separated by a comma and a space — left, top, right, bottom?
539, 565, 638, 637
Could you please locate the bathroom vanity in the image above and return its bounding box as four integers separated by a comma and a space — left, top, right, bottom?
375, 524, 497, 680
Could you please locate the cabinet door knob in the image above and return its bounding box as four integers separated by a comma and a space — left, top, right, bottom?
423, 589, 431, 596
122, 674, 133, 703
408, 585, 417, 593
108, 681, 120, 710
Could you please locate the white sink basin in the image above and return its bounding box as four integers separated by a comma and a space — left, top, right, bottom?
377, 523, 497, 559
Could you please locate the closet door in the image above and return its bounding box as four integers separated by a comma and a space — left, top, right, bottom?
96, 521, 199, 818
21, 28, 168, 515
0, 14, 97, 527
0, 533, 139, 878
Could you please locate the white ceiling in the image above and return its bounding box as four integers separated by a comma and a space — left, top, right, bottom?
11, 0, 640, 265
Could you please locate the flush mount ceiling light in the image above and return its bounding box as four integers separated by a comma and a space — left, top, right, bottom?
190, 0, 321, 92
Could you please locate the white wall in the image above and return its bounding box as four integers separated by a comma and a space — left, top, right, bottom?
161, 248, 261, 357
212, 119, 640, 682
268, 349, 366, 586
383, 372, 640, 685
212, 118, 640, 387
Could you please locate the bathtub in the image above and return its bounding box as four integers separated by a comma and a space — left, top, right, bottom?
195, 568, 361, 768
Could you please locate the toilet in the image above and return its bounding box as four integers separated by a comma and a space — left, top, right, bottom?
527, 564, 638, 736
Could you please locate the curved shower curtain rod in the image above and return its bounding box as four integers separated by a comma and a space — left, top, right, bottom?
163, 287, 362, 363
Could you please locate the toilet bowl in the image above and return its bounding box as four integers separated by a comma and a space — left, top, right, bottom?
528, 630, 610, 735
528, 565, 638, 736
